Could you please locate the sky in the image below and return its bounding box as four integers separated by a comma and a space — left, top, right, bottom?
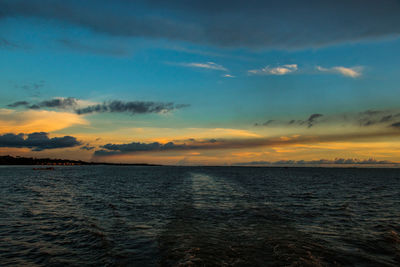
1, 0, 400, 166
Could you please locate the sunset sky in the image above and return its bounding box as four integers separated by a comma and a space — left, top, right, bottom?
1, 0, 400, 165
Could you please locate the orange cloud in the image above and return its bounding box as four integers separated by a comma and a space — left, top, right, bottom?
0, 108, 88, 134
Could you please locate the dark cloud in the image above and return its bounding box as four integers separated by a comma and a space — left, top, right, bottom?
7, 97, 77, 110
7, 98, 188, 115
80, 144, 95, 150
95, 141, 191, 156
0, 132, 81, 151
235, 158, 396, 166
33, 97, 78, 109
263, 120, 275, 126
254, 120, 276, 127
171, 138, 217, 144
94, 130, 400, 156
360, 110, 382, 116
94, 138, 221, 156
7, 101, 30, 108
380, 115, 393, 123
357, 110, 400, 127
175, 104, 191, 109
289, 114, 324, 127
58, 39, 129, 56
255, 113, 323, 128
357, 110, 384, 126
1, 0, 400, 49
256, 109, 400, 128
390, 122, 400, 128
29, 104, 40, 110
75, 100, 187, 115
305, 113, 323, 128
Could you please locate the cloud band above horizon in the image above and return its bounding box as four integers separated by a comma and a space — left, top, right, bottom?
93, 129, 400, 157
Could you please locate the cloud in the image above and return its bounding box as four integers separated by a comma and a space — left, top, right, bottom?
223, 74, 235, 78
2, 1, 399, 49
0, 132, 81, 151
391, 122, 400, 128
0, 108, 88, 134
255, 109, 400, 129
261, 120, 275, 126
93, 130, 400, 156
8, 97, 78, 110
75, 100, 188, 115
357, 110, 400, 127
95, 141, 188, 156
316, 66, 362, 78
180, 62, 227, 71
235, 158, 396, 166
7, 101, 30, 108
33, 97, 78, 109
305, 113, 323, 128
249, 64, 298, 75
248, 65, 361, 77
94, 139, 220, 156
80, 144, 95, 150
7, 98, 188, 116
255, 113, 323, 128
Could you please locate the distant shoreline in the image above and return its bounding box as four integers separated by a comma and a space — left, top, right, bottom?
0, 155, 161, 166
1, 155, 399, 168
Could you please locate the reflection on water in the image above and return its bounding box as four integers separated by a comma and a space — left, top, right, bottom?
0, 166, 399, 266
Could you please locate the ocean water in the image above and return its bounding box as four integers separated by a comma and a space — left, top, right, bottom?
0, 166, 400, 266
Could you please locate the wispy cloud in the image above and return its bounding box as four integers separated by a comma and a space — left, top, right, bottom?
180, 62, 227, 71
255, 109, 400, 129
223, 74, 235, 78
316, 66, 362, 78
248, 64, 298, 75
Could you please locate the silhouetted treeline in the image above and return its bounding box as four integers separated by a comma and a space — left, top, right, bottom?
0, 155, 160, 166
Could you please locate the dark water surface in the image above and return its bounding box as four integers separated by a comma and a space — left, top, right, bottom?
1, 166, 400, 266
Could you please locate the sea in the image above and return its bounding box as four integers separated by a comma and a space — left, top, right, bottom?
0, 166, 399, 266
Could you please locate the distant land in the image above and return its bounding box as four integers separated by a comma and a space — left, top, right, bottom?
0, 155, 161, 166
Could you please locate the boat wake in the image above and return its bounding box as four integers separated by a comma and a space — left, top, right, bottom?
158, 172, 351, 266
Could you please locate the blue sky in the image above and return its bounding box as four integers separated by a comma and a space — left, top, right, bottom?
1, 0, 400, 165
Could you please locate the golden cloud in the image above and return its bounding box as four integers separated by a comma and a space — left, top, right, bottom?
0, 108, 88, 134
